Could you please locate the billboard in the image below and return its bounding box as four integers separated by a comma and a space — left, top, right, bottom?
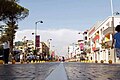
36, 35, 40, 47
80, 43, 84, 51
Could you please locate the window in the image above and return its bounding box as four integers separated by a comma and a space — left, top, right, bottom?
84, 36, 87, 40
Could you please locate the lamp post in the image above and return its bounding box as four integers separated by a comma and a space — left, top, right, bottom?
34, 21, 43, 55
110, 0, 116, 63
110, 0, 120, 63
110, 0, 115, 38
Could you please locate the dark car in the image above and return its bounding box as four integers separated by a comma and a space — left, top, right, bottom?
62, 56, 65, 62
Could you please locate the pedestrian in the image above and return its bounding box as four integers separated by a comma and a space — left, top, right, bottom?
111, 25, 120, 59
3, 41, 10, 64
62, 56, 65, 62
90, 57, 92, 60
20, 53, 23, 63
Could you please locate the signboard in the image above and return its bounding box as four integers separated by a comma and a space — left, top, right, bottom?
80, 43, 84, 51
36, 35, 40, 47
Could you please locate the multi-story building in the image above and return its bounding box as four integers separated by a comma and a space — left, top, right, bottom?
39, 42, 49, 60
15, 40, 34, 52
87, 16, 120, 63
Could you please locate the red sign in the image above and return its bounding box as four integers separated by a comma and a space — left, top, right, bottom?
51, 51, 55, 57
36, 35, 40, 47
79, 43, 84, 50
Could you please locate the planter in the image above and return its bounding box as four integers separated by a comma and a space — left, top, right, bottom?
108, 60, 112, 64
100, 60, 104, 63
95, 60, 98, 63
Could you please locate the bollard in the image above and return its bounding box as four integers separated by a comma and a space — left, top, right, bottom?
95, 60, 98, 63
100, 60, 104, 63
108, 60, 112, 64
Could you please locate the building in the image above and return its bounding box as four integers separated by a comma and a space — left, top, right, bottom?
15, 40, 34, 52
87, 16, 120, 63
67, 42, 82, 61
39, 42, 49, 60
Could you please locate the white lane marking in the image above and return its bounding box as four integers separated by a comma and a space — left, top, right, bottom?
45, 63, 68, 80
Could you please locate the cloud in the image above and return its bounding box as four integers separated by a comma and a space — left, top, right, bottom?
15, 29, 83, 56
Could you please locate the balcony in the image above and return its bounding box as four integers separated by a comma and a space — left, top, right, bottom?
101, 41, 112, 49
103, 27, 115, 35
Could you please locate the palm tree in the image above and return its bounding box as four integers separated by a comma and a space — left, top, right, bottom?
0, 0, 29, 54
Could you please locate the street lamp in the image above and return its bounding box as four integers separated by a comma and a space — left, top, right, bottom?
110, 0, 116, 63
34, 21, 43, 54
110, 0, 120, 63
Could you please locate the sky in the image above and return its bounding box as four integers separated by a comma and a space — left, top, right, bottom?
15, 0, 120, 56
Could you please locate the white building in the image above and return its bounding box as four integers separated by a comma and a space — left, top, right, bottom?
87, 16, 120, 63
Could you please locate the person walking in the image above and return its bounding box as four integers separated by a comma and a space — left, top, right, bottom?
20, 53, 23, 63
3, 41, 10, 64
111, 25, 120, 60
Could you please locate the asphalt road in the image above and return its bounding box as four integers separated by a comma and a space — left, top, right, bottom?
0, 62, 120, 80
0, 62, 59, 80
64, 62, 120, 80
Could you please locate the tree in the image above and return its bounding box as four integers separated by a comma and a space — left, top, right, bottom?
0, 0, 29, 54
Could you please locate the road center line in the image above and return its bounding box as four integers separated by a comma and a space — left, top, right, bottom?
45, 62, 68, 80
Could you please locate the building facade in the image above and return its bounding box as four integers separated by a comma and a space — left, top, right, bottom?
39, 42, 49, 60
87, 16, 120, 63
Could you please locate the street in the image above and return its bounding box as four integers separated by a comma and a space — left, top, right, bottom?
0, 62, 120, 80
64, 62, 120, 80
0, 62, 59, 80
